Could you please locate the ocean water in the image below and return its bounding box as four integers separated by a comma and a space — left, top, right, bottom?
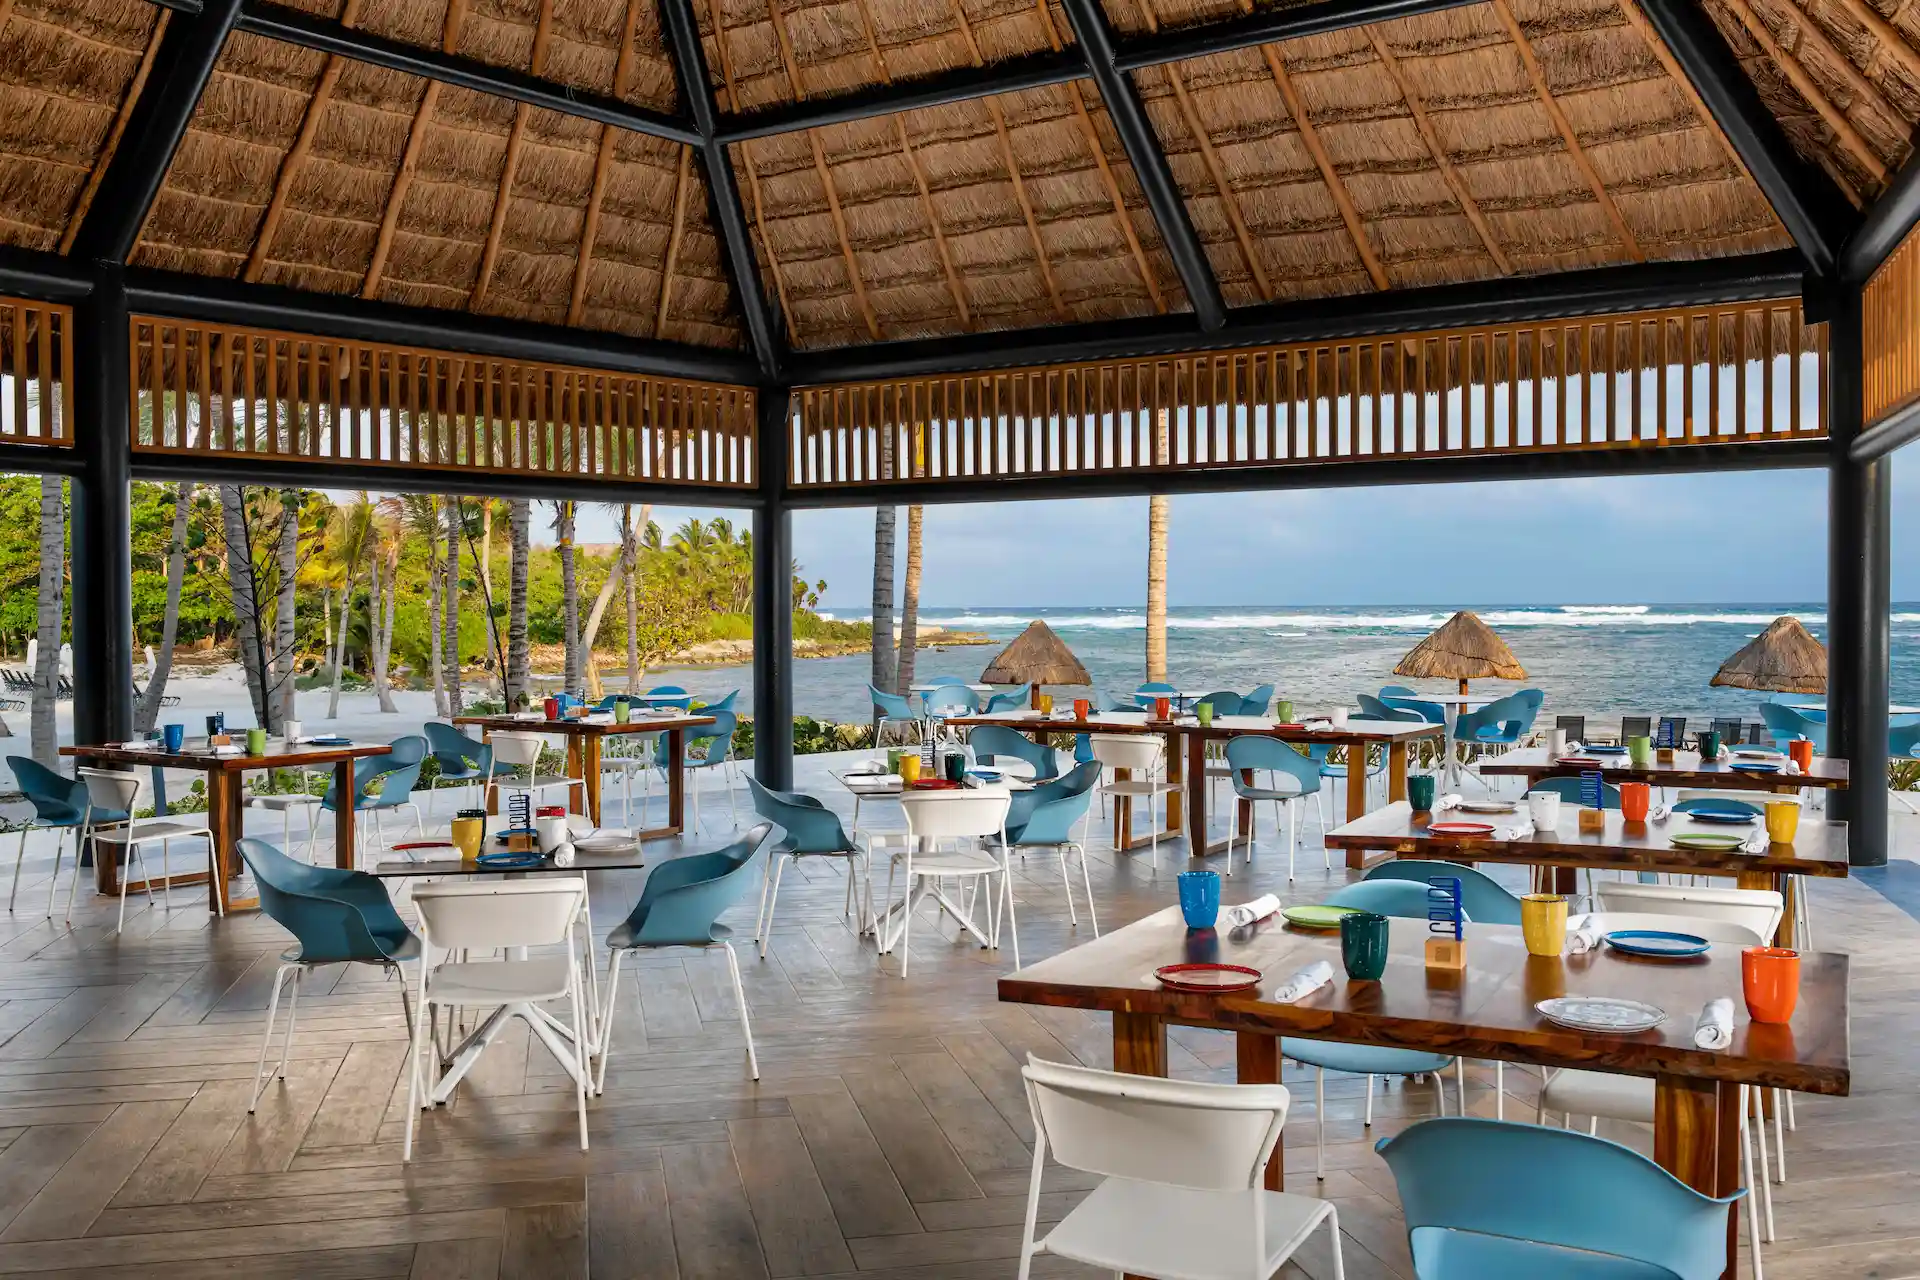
649, 603, 1920, 730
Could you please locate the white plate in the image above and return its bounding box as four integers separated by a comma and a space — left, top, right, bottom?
1535, 997, 1667, 1035
1734, 749, 1783, 760
1456, 800, 1517, 814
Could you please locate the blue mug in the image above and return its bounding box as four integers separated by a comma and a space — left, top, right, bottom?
162, 723, 184, 753
1177, 870, 1221, 930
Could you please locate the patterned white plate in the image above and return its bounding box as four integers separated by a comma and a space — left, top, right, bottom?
1534, 997, 1667, 1034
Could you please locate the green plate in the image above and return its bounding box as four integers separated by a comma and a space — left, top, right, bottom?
1282, 904, 1362, 930
1670, 833, 1746, 851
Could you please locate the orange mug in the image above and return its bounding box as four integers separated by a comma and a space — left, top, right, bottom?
1742, 946, 1800, 1023
1619, 781, 1650, 822
1153, 697, 1171, 720
1788, 738, 1814, 771
1073, 698, 1091, 719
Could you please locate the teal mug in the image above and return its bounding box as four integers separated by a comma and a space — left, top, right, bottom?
1408, 773, 1437, 812
1340, 911, 1391, 981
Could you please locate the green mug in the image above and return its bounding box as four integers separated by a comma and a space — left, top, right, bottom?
246, 727, 267, 756
613, 698, 630, 724
1408, 773, 1437, 812
1273, 699, 1294, 723
1340, 911, 1391, 981
885, 748, 902, 774
1626, 735, 1652, 766
1195, 702, 1214, 727
1697, 730, 1721, 760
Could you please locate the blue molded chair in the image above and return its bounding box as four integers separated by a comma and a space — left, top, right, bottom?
1221, 736, 1322, 879
922, 674, 970, 687
1241, 683, 1275, 716
1357, 694, 1428, 724
1456, 689, 1544, 749
1379, 687, 1449, 724
1365, 860, 1523, 925
422, 722, 491, 815
1377, 1117, 1741, 1280
921, 683, 978, 719
1891, 721, 1920, 759
1005, 764, 1101, 934
659, 710, 739, 831
1305, 742, 1385, 826
597, 823, 774, 1086
643, 684, 695, 711
1526, 776, 1622, 809
309, 735, 427, 862
1760, 702, 1827, 754
1195, 690, 1243, 716
969, 724, 1059, 782
870, 684, 920, 745
1133, 681, 1178, 708
237, 837, 418, 1112
1003, 761, 1101, 844
1285, 877, 1467, 1177
6, 756, 111, 914
745, 777, 865, 956
982, 685, 1032, 714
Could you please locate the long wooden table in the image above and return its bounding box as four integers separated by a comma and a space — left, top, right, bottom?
452, 712, 714, 836
1000, 905, 1850, 1280
62, 739, 393, 913
1325, 801, 1849, 945
948, 712, 1441, 867
1481, 746, 1850, 793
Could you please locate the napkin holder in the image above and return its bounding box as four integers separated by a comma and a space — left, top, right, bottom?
1577, 807, 1607, 833
1657, 747, 1676, 764
1425, 876, 1467, 969
1425, 937, 1467, 969
209, 732, 232, 747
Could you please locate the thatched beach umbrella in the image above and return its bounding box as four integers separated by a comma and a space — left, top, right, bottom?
1711, 616, 1827, 694
1394, 610, 1527, 695
981, 621, 1091, 708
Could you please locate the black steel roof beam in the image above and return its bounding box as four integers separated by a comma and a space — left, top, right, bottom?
1113, 0, 1473, 69
656, 0, 786, 381
716, 50, 1085, 142
70, 0, 244, 265
150, 0, 203, 13
1634, 0, 1854, 276
237, 3, 701, 146
1842, 147, 1920, 282
1058, 0, 1226, 330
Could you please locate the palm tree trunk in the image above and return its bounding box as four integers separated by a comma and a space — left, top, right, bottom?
871, 424, 897, 695
371, 545, 397, 713
507, 498, 530, 708
221, 484, 271, 729
580, 508, 641, 698
30, 476, 63, 765
327, 563, 354, 720
271, 492, 298, 732
557, 501, 582, 692
896, 504, 923, 694
444, 498, 462, 714
425, 532, 446, 718
481, 500, 501, 697
137, 481, 193, 734
1146, 409, 1171, 683
623, 505, 640, 693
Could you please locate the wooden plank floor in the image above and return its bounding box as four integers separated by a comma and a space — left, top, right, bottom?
0, 774, 1911, 1279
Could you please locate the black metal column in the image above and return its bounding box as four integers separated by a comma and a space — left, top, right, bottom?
1825, 287, 1890, 865
71, 271, 136, 746
752, 390, 794, 790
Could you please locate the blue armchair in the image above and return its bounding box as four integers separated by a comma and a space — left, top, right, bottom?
1357, 694, 1428, 723
745, 778, 863, 956
1006, 768, 1101, 934
1377, 1118, 1740, 1280
6, 756, 118, 915
308, 735, 427, 862
982, 685, 1032, 713
643, 684, 694, 710
1379, 687, 1448, 724
598, 823, 773, 1086
1221, 736, 1322, 879
920, 684, 978, 718
1195, 690, 1243, 716
422, 722, 490, 814
1760, 702, 1826, 753
1364, 860, 1522, 924
968, 724, 1059, 782
658, 710, 739, 831
1241, 683, 1275, 716
870, 684, 919, 745
237, 837, 418, 1112
1456, 690, 1544, 749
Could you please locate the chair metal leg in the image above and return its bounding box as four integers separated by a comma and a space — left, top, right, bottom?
45, 827, 66, 919
1364, 1074, 1373, 1126
249, 963, 300, 1112
274, 967, 303, 1084
722, 941, 759, 1080
1315, 1067, 1326, 1180
1076, 844, 1099, 936
569, 964, 589, 1151
594, 949, 627, 1094
1324, 1204, 1347, 1280
759, 855, 789, 959
8, 823, 28, 912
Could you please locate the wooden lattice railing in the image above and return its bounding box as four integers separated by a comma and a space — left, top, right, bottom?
0, 296, 74, 448
1866, 227, 1920, 426
791, 299, 1825, 487
130, 316, 758, 488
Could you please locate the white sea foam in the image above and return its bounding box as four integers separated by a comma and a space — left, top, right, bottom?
913, 607, 1888, 630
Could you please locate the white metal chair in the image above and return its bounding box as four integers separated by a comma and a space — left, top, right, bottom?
76, 767, 218, 932
403, 877, 591, 1159
1088, 733, 1182, 873
249, 767, 322, 857
872, 788, 1013, 977
1593, 880, 1784, 943
1017, 1055, 1345, 1280
482, 731, 574, 814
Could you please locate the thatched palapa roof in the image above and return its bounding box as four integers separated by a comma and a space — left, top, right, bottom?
980, 620, 1091, 686
1394, 610, 1527, 684
1711, 615, 1827, 694
0, 0, 1915, 352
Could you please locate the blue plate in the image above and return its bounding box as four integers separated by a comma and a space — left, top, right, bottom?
476, 851, 545, 870
307, 736, 352, 746
1685, 808, 1759, 824
1584, 744, 1630, 755
1729, 761, 1783, 773
1604, 929, 1711, 958
968, 769, 1003, 783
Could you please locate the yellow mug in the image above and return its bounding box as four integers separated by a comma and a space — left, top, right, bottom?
1765, 799, 1801, 844
451, 815, 485, 863
1521, 893, 1568, 958
900, 753, 921, 783
1037, 693, 1054, 714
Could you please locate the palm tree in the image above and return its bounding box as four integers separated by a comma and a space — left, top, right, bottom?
136, 481, 194, 734
507, 498, 531, 708
219, 484, 271, 730
30, 476, 62, 765
871, 425, 897, 695
443, 495, 462, 714
270, 490, 300, 730
896, 504, 923, 694
367, 504, 399, 714
324, 495, 374, 719
553, 500, 582, 691
397, 495, 447, 715
1146, 409, 1171, 682
623, 505, 640, 691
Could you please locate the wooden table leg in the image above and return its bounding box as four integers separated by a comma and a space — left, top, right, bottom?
1112, 766, 1134, 851
1745, 870, 1797, 947
1655, 1074, 1742, 1280
566, 736, 585, 815
1112, 1011, 1168, 1280
333, 759, 356, 871
581, 734, 602, 826
1184, 730, 1208, 856
1163, 731, 1185, 835
1344, 736, 1370, 870
663, 728, 686, 836
1236, 1032, 1283, 1190
1388, 741, 1409, 802
205, 771, 239, 914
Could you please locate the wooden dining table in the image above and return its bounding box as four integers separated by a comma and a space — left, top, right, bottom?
452, 711, 714, 836
1000, 905, 1851, 1280
946, 711, 1441, 866
1324, 802, 1849, 946
1481, 746, 1850, 793
62, 738, 394, 913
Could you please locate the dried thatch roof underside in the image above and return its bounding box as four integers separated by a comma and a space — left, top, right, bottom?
132, 31, 741, 347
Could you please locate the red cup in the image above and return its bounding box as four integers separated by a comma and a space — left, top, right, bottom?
1073, 698, 1091, 719
543, 696, 560, 720
1619, 781, 1650, 822
1789, 738, 1814, 771
1742, 946, 1801, 1023
1153, 697, 1172, 720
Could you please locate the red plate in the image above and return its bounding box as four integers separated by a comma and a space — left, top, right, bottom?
908, 778, 961, 790
1272, 723, 1306, 730
1427, 821, 1496, 837
1154, 963, 1262, 994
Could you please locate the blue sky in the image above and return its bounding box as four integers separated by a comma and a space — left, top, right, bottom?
570, 449, 1920, 608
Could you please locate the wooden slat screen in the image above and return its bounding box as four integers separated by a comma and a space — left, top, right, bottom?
129, 316, 757, 488
0, 296, 74, 447
792, 300, 1825, 487
1865, 227, 1920, 426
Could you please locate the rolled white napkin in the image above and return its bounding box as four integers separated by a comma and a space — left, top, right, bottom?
1567, 920, 1603, 954
1695, 998, 1735, 1050
1500, 824, 1534, 841
1273, 960, 1334, 1003
1717, 745, 1732, 761
550, 842, 576, 868
1649, 805, 1671, 823
1784, 759, 1804, 776
1744, 832, 1769, 853
1221, 894, 1281, 929
1434, 793, 1464, 812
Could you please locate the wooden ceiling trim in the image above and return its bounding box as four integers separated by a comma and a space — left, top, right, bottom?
245, 0, 367, 284
1490, 0, 1645, 261
365, 0, 470, 297
1365, 28, 1511, 275
61, 11, 172, 255
1615, 0, 1742, 170
473, 0, 560, 310
1026, 0, 1166, 313
1833, 0, 1920, 83
764, 0, 881, 340
707, 0, 796, 344
655, 146, 692, 336
0, 0, 15, 36
1719, 0, 1889, 182
568, 0, 650, 326
1751, 0, 1903, 130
